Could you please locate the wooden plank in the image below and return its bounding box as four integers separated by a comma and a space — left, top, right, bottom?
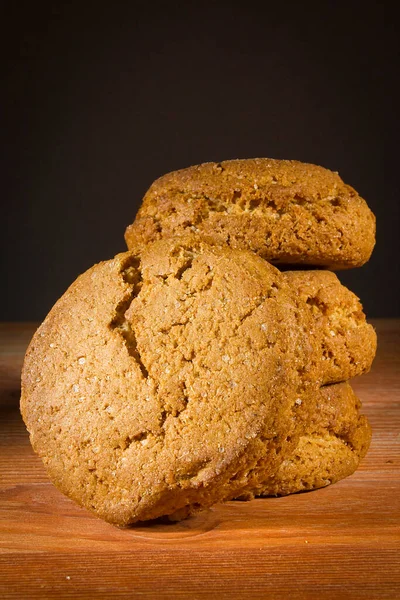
0, 321, 399, 599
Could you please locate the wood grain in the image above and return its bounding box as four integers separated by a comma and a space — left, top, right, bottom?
0, 321, 399, 599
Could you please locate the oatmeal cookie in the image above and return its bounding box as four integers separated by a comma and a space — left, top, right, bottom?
21, 238, 321, 525
125, 158, 375, 269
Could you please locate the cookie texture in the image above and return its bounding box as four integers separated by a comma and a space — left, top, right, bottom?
21, 238, 322, 526
250, 382, 371, 497
125, 159, 376, 269
283, 271, 377, 384
175, 381, 371, 510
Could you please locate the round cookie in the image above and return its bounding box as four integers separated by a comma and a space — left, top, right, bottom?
255, 382, 371, 496
21, 237, 321, 526
283, 271, 377, 385
125, 158, 376, 269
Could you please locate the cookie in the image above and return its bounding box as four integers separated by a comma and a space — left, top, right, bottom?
283, 271, 377, 384
21, 237, 322, 526
240, 382, 371, 498
125, 159, 376, 269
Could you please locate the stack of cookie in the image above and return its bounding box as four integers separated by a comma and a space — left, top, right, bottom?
21, 159, 377, 526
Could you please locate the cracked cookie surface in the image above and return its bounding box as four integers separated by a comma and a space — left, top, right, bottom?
21, 238, 321, 525
125, 158, 375, 269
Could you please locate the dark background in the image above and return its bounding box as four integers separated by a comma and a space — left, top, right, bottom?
2, 2, 398, 320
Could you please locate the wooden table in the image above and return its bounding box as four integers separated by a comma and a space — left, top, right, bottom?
0, 321, 399, 599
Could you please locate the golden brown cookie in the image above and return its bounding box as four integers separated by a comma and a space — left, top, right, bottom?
125, 159, 376, 269
241, 382, 371, 498
21, 237, 322, 526
283, 271, 377, 384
